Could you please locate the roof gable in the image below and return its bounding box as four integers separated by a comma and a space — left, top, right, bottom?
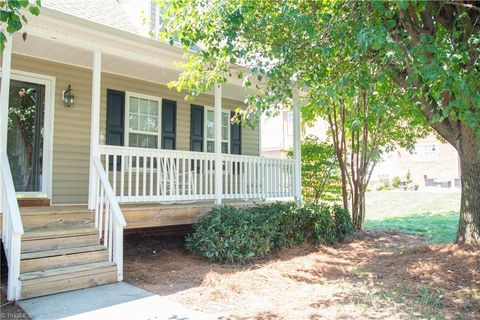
42, 0, 141, 35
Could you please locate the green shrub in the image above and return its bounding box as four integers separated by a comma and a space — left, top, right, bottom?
309, 204, 337, 244
392, 176, 401, 189
332, 205, 355, 240
185, 205, 274, 263
259, 202, 309, 248
186, 202, 355, 263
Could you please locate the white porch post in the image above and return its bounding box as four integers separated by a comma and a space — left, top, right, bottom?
214, 83, 223, 205
88, 51, 102, 209
0, 33, 13, 153
0, 33, 13, 214
293, 93, 302, 206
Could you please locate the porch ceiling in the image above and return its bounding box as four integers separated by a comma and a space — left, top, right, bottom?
11, 33, 248, 101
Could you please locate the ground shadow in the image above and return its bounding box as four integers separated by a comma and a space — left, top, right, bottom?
123, 230, 479, 319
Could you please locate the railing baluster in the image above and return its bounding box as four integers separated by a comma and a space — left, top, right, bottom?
135, 153, 140, 201
162, 157, 167, 198
168, 156, 174, 198
104, 201, 110, 247
104, 152, 109, 182
112, 153, 117, 197
99, 185, 104, 239
180, 154, 189, 199
108, 205, 113, 260
128, 154, 132, 202
156, 155, 161, 199
142, 155, 147, 200
229, 159, 233, 197
120, 154, 125, 201
148, 156, 153, 201
175, 156, 179, 197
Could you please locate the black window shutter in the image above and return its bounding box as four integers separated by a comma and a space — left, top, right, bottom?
190, 104, 204, 152
230, 111, 241, 155
161, 99, 177, 150
106, 89, 125, 146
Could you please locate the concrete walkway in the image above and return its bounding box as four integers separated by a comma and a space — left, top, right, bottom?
18, 282, 213, 320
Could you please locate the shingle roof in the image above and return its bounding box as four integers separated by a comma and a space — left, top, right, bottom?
42, 0, 141, 35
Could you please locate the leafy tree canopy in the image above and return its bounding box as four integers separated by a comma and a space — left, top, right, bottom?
159, 0, 480, 244
1, 0, 41, 51
287, 136, 341, 205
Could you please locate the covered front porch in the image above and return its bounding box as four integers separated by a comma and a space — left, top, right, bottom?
0, 7, 303, 301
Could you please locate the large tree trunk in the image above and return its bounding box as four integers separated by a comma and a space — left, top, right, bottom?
391, 2, 480, 245
456, 129, 480, 245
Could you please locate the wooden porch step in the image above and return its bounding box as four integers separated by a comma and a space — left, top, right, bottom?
21, 233, 99, 253
22, 213, 94, 231
20, 262, 117, 299
21, 245, 106, 260
22, 227, 97, 240
10, 205, 120, 299
20, 206, 94, 231
20, 205, 89, 215
20, 245, 109, 273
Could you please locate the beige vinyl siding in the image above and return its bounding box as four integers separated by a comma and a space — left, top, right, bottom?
11, 54, 93, 204
100, 73, 259, 155
10, 54, 259, 204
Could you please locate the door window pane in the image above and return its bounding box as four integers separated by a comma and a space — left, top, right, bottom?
7, 80, 45, 192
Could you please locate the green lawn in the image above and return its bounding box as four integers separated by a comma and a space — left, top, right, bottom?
365, 191, 461, 244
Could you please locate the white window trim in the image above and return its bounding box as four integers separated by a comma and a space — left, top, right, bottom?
2, 68, 56, 200
124, 91, 162, 149
203, 106, 230, 153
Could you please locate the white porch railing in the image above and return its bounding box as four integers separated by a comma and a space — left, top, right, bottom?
0, 152, 24, 301
98, 145, 295, 203
92, 157, 126, 281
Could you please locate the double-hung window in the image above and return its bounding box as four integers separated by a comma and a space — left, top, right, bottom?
413, 143, 437, 161
125, 92, 161, 149
204, 106, 230, 153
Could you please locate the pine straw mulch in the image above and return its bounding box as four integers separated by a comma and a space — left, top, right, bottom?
124, 230, 480, 320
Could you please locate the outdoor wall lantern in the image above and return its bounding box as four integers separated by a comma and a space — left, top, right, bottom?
62, 84, 75, 107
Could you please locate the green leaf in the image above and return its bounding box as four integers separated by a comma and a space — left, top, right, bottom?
0, 32, 6, 52
29, 6, 40, 16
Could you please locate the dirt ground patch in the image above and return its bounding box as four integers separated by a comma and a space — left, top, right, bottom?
124, 230, 480, 319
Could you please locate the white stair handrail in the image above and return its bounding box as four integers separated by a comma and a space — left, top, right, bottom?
93, 157, 126, 227
92, 156, 126, 281
0, 153, 23, 235
0, 151, 24, 301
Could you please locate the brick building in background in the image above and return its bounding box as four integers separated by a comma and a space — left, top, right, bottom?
261, 112, 461, 190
